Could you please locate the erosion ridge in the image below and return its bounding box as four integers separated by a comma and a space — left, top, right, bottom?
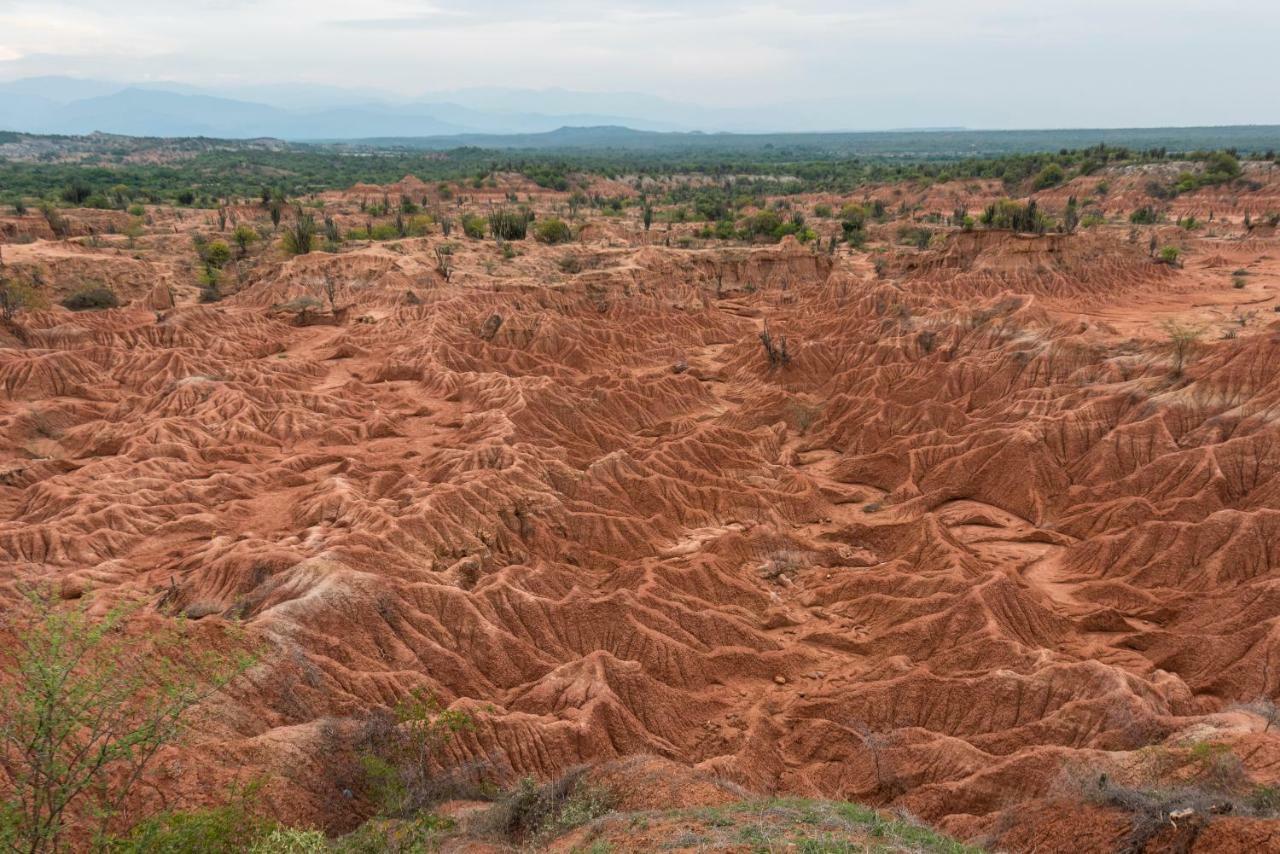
3, 164, 1280, 852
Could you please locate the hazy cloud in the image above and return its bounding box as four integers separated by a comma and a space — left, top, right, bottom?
0, 0, 1276, 128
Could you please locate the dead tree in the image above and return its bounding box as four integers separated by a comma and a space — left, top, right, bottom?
321, 274, 339, 311
759, 320, 791, 369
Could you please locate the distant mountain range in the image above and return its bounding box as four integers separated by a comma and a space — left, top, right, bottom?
4, 78, 1277, 151
0, 76, 850, 139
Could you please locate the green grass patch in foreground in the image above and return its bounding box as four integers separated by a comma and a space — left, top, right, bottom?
660, 798, 982, 854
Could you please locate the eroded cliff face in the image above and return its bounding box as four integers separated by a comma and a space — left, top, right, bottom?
4, 190, 1280, 851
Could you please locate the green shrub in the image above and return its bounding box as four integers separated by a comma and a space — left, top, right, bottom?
61, 286, 119, 311
1203, 150, 1241, 183
461, 214, 486, 239
839, 203, 866, 224
839, 204, 867, 245
60, 180, 92, 205
107, 787, 273, 854
1158, 246, 1181, 266
813, 203, 832, 218
233, 224, 258, 256
202, 240, 232, 269
474, 771, 614, 844
1130, 206, 1159, 225
534, 217, 572, 244
110, 808, 323, 853
356, 690, 477, 818
1033, 163, 1065, 190
333, 814, 454, 853
897, 226, 933, 249
0, 278, 45, 321
741, 210, 782, 241
1, 591, 254, 852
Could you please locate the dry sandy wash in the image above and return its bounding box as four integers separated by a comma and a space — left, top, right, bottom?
4, 163, 1280, 851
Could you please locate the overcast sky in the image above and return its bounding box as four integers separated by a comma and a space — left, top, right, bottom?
1, 0, 1277, 128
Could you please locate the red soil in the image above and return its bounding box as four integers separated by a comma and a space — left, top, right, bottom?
3, 170, 1280, 851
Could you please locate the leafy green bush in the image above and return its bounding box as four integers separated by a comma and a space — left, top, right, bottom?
61, 286, 120, 311
534, 217, 572, 244
0, 277, 46, 321
1033, 163, 1065, 189
1203, 150, 1241, 183
106, 786, 273, 854
897, 226, 933, 249
461, 214, 486, 239
333, 814, 454, 853
60, 180, 91, 204
1, 591, 254, 852
202, 240, 232, 269
741, 210, 782, 241
839, 204, 868, 246
474, 770, 614, 844
356, 690, 477, 817
233, 224, 258, 256
1158, 246, 1181, 266
1130, 206, 1159, 225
